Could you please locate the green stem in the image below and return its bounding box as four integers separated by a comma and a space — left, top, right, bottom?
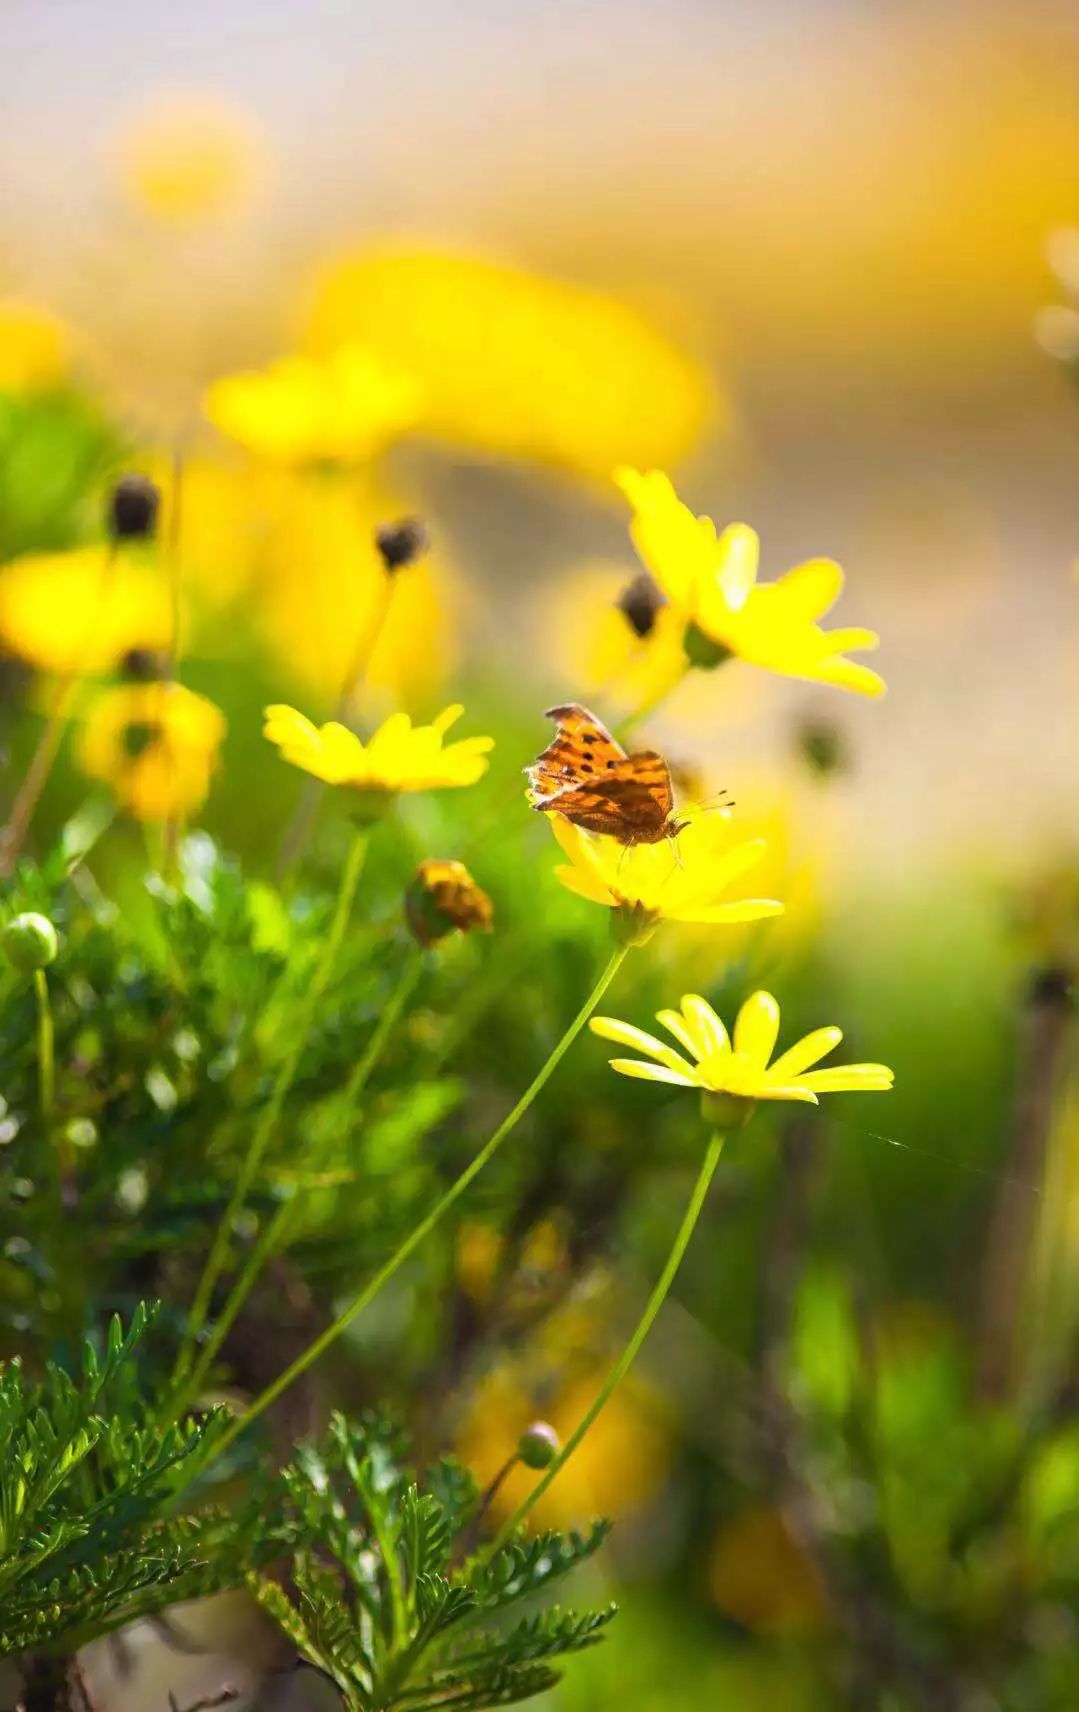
33, 968, 54, 1132
173, 941, 425, 1405
173, 827, 368, 1386
482, 1129, 726, 1558
196, 942, 630, 1469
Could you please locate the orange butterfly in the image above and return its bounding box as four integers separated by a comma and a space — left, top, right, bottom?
525, 703, 687, 846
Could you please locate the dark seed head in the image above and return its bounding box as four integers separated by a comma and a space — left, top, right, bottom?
121, 720, 163, 761
108, 473, 161, 542
797, 720, 848, 779
375, 516, 429, 573
616, 571, 665, 639
119, 647, 169, 682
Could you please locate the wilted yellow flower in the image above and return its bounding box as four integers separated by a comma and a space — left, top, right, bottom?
549, 810, 782, 945
77, 682, 226, 820
264, 703, 493, 795
306, 245, 715, 480
617, 468, 885, 697
205, 344, 421, 465
116, 96, 265, 223
405, 858, 494, 946
0, 300, 71, 393
0, 545, 170, 676
591, 990, 894, 1115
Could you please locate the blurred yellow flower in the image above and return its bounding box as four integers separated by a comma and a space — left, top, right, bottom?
709, 1507, 830, 1635
550, 810, 782, 945
0, 300, 71, 393
591, 990, 894, 1110
204, 345, 421, 465
77, 682, 226, 821
458, 1365, 669, 1530
264, 703, 493, 794
116, 95, 265, 223
247, 469, 458, 703
305, 245, 715, 480
0, 545, 169, 676
617, 468, 886, 697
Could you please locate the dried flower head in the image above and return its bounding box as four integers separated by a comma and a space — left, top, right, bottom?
108, 473, 161, 543
616, 571, 665, 640
375, 517, 430, 573
406, 858, 494, 947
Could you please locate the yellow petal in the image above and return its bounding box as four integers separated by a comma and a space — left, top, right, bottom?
553, 863, 613, 906
656, 1007, 703, 1060
771, 557, 844, 621
733, 991, 781, 1069
799, 1064, 894, 1093
432, 703, 465, 734
768, 1026, 843, 1080
758, 1084, 819, 1105
811, 657, 887, 698
608, 1058, 697, 1088
714, 523, 759, 613
680, 994, 730, 1058
817, 626, 879, 656
666, 898, 784, 925
590, 1016, 695, 1074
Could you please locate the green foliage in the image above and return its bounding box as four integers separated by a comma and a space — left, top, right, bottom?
0, 1304, 278, 1658
249, 1413, 614, 1711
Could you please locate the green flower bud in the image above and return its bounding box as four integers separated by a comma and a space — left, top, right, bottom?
517, 1421, 561, 1470
2, 912, 59, 973
699, 1089, 756, 1132
683, 623, 733, 672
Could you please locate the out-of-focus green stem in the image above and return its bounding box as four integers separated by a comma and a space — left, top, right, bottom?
481, 1129, 726, 1559
193, 943, 630, 1471
172, 827, 368, 1392
174, 942, 425, 1404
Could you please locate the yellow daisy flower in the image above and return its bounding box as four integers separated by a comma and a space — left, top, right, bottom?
0, 545, 170, 677
549, 809, 783, 946
263, 702, 494, 794
591, 990, 894, 1122
616, 468, 885, 698
204, 344, 421, 466
77, 682, 226, 821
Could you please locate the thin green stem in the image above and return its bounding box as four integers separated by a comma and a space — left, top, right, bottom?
173, 827, 369, 1386
33, 968, 55, 1133
196, 942, 630, 1469
482, 1129, 726, 1559
173, 941, 425, 1404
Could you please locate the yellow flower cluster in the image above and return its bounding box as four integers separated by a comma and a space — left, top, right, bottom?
263, 703, 493, 794
205, 345, 421, 466
78, 682, 226, 821
0, 546, 170, 676
592, 990, 893, 1119
617, 468, 885, 697
305, 246, 715, 480
551, 809, 782, 945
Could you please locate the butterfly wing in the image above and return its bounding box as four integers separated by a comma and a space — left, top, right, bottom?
527, 701, 676, 843
548, 751, 676, 841
526, 704, 626, 805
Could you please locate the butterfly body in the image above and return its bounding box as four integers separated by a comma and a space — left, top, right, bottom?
526, 703, 686, 846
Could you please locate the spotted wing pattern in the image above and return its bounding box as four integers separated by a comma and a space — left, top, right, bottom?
526, 703, 677, 845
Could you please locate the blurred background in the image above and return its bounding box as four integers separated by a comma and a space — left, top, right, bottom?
4, 2, 1079, 1708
